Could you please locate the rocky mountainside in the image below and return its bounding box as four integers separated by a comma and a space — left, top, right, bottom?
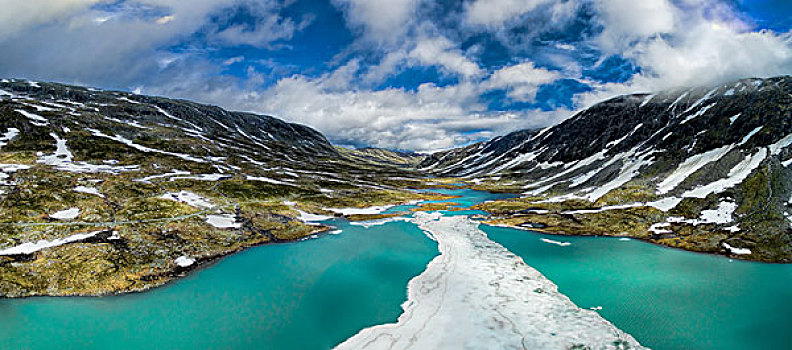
0, 79, 438, 297
422, 76, 792, 262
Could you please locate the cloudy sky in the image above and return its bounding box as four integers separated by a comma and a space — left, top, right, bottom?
1, 0, 790, 152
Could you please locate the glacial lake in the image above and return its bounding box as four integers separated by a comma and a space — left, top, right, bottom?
1, 188, 790, 349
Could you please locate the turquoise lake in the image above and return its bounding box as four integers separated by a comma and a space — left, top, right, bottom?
1, 188, 791, 349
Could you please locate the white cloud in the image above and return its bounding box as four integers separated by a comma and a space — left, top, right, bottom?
464, 0, 553, 27
0, 0, 104, 42
580, 0, 792, 106
484, 61, 560, 101
408, 36, 483, 78
332, 0, 418, 43
595, 0, 677, 53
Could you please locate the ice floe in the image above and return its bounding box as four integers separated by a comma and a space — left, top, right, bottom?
541, 238, 572, 246
335, 213, 645, 350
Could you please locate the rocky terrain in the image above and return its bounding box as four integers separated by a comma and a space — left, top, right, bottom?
422, 76, 792, 263
0, 79, 443, 297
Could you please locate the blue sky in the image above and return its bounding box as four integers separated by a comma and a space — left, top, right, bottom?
0, 0, 790, 152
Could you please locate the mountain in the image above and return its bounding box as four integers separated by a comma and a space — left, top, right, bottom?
0, 79, 437, 297
422, 76, 792, 262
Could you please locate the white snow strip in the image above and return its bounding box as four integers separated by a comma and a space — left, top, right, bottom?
159, 191, 214, 209
73, 186, 104, 198
729, 113, 741, 125
246, 175, 296, 186
648, 222, 672, 235
133, 170, 191, 183
334, 213, 645, 350
656, 145, 733, 194
0, 230, 105, 256
170, 173, 231, 182
722, 242, 751, 255
50, 208, 80, 220
682, 148, 767, 198
769, 132, 792, 155
586, 148, 656, 201
205, 214, 241, 229
657, 126, 761, 195
15, 109, 49, 125
639, 94, 655, 107
86, 128, 207, 163
680, 102, 716, 124
0, 128, 19, 149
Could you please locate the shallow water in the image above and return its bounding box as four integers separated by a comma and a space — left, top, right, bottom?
1, 188, 790, 349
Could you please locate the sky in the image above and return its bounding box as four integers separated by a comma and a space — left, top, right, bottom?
0, 0, 790, 152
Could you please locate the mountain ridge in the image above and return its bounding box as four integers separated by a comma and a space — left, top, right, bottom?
422, 75, 792, 262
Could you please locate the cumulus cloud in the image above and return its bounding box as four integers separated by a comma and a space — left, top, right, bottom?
484, 61, 560, 101
578, 0, 792, 107
0, 0, 789, 152
408, 36, 483, 77
332, 0, 418, 44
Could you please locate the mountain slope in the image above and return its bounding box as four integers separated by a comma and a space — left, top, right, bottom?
0, 79, 437, 297
422, 76, 792, 262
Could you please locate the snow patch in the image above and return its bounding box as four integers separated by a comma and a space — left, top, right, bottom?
205, 214, 241, 229
73, 186, 104, 198
50, 208, 80, 220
